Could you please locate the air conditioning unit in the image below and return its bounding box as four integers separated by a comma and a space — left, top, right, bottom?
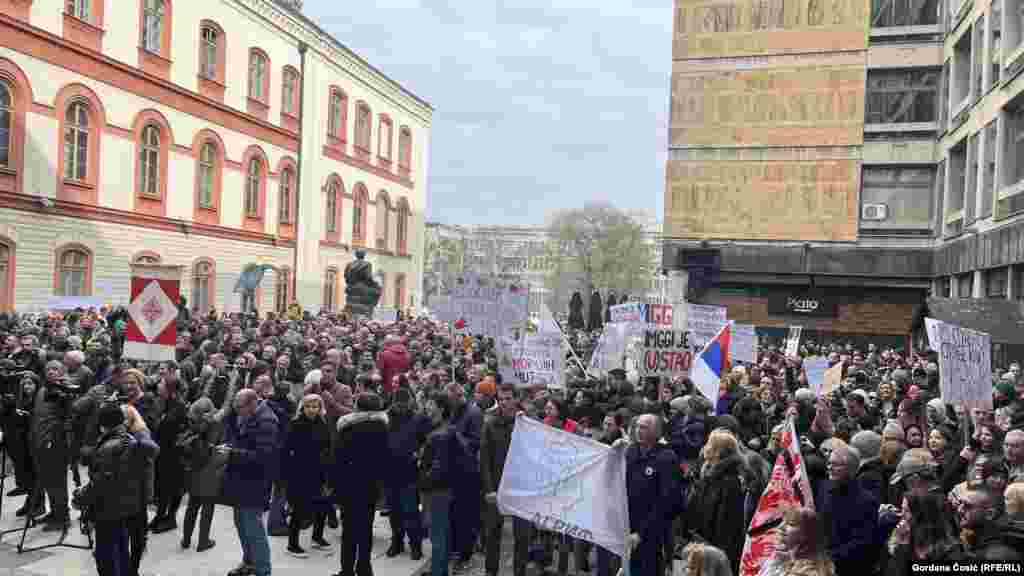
862, 203, 888, 221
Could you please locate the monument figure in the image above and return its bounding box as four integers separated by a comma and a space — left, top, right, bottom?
344, 249, 382, 317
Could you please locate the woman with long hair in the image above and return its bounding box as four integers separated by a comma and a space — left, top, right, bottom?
688, 428, 747, 575
284, 394, 331, 557
886, 493, 963, 576
761, 506, 834, 576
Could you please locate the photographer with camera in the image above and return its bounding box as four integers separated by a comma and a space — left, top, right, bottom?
1, 372, 42, 515
74, 400, 158, 576
29, 359, 81, 532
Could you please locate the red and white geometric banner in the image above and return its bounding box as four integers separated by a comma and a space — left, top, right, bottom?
124, 265, 182, 363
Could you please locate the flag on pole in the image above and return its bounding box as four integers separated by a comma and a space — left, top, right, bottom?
739, 417, 815, 576
689, 321, 732, 402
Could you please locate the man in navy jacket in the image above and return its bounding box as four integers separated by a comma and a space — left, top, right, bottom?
624, 414, 680, 576
221, 389, 279, 576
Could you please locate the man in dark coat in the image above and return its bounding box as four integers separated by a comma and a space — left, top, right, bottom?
447, 380, 483, 572
624, 414, 680, 576
30, 360, 74, 531
76, 401, 159, 576
820, 441, 879, 576
221, 389, 279, 576
384, 388, 431, 561
481, 383, 532, 576
334, 393, 389, 576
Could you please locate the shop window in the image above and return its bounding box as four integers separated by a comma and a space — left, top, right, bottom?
870, 0, 938, 26
866, 69, 938, 124
986, 267, 1008, 298
860, 166, 935, 233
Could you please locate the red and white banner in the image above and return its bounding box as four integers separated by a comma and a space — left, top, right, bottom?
125, 265, 182, 363
739, 417, 815, 576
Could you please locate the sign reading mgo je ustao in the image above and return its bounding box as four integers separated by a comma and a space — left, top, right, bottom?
768, 292, 837, 317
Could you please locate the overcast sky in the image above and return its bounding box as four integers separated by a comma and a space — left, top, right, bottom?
303, 0, 673, 227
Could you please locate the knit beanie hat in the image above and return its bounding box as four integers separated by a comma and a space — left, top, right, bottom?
98, 402, 124, 429
851, 430, 882, 461
475, 379, 496, 397
882, 421, 905, 443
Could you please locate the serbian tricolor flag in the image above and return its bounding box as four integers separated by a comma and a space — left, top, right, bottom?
124, 265, 181, 363
690, 321, 731, 402
739, 417, 815, 576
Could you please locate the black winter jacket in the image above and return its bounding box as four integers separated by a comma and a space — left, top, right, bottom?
688, 453, 747, 575
78, 424, 159, 522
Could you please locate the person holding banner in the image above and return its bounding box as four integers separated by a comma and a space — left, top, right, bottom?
624, 413, 679, 576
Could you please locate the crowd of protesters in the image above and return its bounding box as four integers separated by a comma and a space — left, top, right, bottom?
0, 302, 1022, 576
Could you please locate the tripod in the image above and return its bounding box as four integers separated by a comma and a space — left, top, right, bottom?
16, 475, 93, 553
0, 429, 31, 541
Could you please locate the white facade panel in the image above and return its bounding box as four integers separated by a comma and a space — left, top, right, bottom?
220, 168, 244, 229
103, 0, 141, 72
167, 149, 195, 220
28, 0, 62, 39
22, 111, 59, 200
101, 135, 133, 209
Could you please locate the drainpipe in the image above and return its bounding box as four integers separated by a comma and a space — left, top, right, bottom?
292, 41, 308, 299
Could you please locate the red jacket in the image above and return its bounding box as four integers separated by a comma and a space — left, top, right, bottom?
377, 342, 411, 395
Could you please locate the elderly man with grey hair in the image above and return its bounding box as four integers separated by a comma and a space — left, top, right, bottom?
821, 439, 878, 576
63, 349, 95, 391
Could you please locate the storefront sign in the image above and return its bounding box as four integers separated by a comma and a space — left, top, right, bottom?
768, 292, 837, 317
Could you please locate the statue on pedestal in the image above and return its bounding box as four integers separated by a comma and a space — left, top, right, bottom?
344, 250, 381, 318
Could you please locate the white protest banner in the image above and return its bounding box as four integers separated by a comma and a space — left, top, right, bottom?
924, 318, 993, 410
373, 308, 398, 324
497, 415, 630, 558
785, 326, 803, 357
434, 274, 529, 343
638, 303, 691, 376
589, 322, 643, 373
687, 304, 728, 351
804, 358, 830, 397
609, 302, 644, 325
499, 333, 565, 389
731, 323, 757, 364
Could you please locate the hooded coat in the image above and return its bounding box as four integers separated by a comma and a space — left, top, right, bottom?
334, 411, 390, 495
377, 341, 411, 395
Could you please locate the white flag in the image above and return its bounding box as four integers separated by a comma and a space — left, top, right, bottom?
497, 415, 630, 558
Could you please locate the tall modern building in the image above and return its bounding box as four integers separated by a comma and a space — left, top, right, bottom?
664, 0, 1024, 350
0, 0, 431, 313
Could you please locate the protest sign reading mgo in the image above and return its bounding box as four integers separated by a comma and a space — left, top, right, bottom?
636, 303, 727, 377
497, 415, 630, 558
924, 318, 993, 410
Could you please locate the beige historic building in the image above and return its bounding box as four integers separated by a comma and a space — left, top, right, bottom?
0, 0, 431, 313
665, 0, 1024, 349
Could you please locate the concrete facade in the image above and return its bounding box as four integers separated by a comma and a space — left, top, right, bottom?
0, 0, 431, 313
665, 0, 1024, 342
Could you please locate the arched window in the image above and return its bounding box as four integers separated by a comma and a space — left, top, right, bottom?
394, 274, 405, 309
398, 126, 412, 176
355, 102, 371, 153
352, 185, 368, 244
377, 115, 393, 163
245, 157, 262, 217
141, 0, 164, 53
0, 240, 12, 311
133, 252, 161, 264
376, 191, 390, 250
192, 259, 214, 314
56, 246, 90, 296
197, 141, 216, 208
328, 90, 346, 140
275, 267, 290, 313
279, 167, 293, 223
138, 124, 160, 197
0, 82, 10, 168
248, 50, 267, 101
67, 0, 91, 20
282, 68, 298, 116
63, 100, 89, 181
326, 180, 338, 233
396, 198, 410, 255
324, 268, 337, 311
199, 24, 218, 80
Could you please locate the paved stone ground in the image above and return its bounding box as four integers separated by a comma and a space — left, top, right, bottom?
0, 462, 558, 576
